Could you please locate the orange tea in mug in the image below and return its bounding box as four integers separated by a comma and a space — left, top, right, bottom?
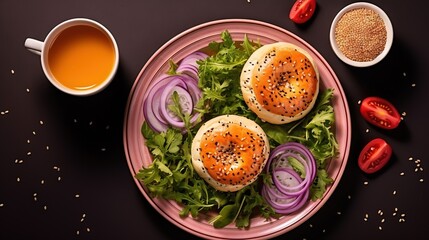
47, 25, 116, 91
24, 18, 119, 96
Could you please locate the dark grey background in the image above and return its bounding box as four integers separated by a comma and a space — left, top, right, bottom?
1, 0, 427, 239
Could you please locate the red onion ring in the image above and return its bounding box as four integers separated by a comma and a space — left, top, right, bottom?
143, 52, 207, 132
262, 142, 316, 214
176, 52, 208, 81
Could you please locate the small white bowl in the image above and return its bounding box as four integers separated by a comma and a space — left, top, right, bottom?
329, 2, 393, 67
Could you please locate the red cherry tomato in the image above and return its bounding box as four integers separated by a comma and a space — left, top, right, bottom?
289, 0, 317, 24
358, 138, 392, 174
360, 96, 401, 130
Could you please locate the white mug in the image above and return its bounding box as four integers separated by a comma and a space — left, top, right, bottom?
24, 18, 119, 96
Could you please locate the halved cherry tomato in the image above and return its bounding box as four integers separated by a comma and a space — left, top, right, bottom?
360, 96, 401, 130
358, 138, 392, 174
289, 0, 317, 24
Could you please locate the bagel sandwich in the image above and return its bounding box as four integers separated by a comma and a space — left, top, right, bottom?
240, 42, 320, 124
191, 115, 270, 192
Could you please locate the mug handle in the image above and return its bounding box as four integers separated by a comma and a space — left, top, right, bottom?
24, 38, 44, 55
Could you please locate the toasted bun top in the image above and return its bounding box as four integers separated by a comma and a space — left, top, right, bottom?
241, 42, 319, 124
191, 115, 270, 192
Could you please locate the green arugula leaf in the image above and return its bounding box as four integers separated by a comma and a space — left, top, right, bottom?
167, 59, 178, 75
155, 161, 173, 176
196, 30, 260, 120
310, 169, 333, 200
288, 156, 305, 178
212, 203, 240, 228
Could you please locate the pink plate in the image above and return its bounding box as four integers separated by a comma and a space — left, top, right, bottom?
123, 19, 351, 239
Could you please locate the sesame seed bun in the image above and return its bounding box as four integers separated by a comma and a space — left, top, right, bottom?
191, 115, 270, 192
241, 42, 319, 124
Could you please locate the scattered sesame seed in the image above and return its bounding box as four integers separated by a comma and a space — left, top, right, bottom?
75, 194, 80, 198
357, 100, 362, 104
15, 159, 24, 164
86, 227, 91, 232
347, 195, 352, 199
411, 83, 416, 87
393, 190, 397, 195
76, 230, 80, 235
89, 121, 93, 126
27, 151, 31, 156
46, 145, 50, 150
337, 211, 342, 215
101, 148, 106, 152
11, 69, 15, 74
58, 176, 62, 181
43, 205, 47, 210
27, 139, 30, 144
26, 88, 30, 92
40, 120, 44, 125
32, 131, 36, 135
0, 203, 4, 207
393, 212, 397, 216
365, 128, 370, 133
400, 172, 405, 176
408, 157, 413, 161
41, 179, 45, 184
403, 72, 407, 77
364, 181, 369, 185
420, 178, 424, 182
17, 177, 21, 182
378, 226, 382, 230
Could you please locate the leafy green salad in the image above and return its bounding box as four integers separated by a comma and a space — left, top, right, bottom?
136, 30, 338, 228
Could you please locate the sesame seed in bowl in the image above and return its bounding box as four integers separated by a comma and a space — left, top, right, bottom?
329, 2, 394, 67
